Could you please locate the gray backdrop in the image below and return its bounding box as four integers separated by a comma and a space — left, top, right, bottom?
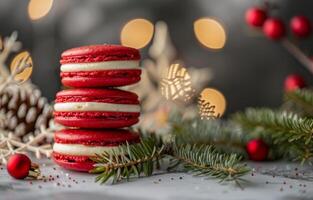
1, 0, 313, 115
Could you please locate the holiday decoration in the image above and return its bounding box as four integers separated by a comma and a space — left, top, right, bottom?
160, 63, 194, 102
198, 88, 226, 119
246, 139, 269, 161
290, 15, 311, 38
245, 4, 313, 75
263, 18, 285, 40
0, 123, 56, 164
0, 32, 60, 164
6, 153, 40, 179
128, 21, 211, 132
0, 83, 54, 143
284, 74, 306, 91
245, 7, 267, 27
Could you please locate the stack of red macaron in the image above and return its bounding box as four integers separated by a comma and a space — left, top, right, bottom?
52, 45, 142, 172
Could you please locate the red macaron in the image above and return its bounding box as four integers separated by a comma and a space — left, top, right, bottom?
53, 129, 140, 172
53, 88, 140, 128
60, 44, 141, 88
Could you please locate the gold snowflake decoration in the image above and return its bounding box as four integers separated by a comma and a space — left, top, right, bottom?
198, 88, 226, 120
198, 98, 219, 119
161, 63, 194, 101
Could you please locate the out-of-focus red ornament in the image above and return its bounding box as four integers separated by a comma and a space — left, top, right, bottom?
6, 153, 40, 179
246, 139, 269, 161
7, 153, 31, 179
245, 7, 267, 27
290, 15, 311, 38
263, 18, 285, 40
284, 74, 306, 91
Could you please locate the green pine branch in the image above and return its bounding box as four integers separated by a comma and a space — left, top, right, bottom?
170, 114, 247, 156
90, 133, 250, 185
171, 144, 250, 184
90, 137, 164, 184
284, 89, 313, 116
232, 108, 313, 162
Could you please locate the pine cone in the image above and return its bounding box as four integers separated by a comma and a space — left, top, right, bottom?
0, 82, 53, 143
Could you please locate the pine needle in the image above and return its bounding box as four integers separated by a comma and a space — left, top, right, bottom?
90, 137, 164, 184
284, 89, 313, 116
232, 108, 313, 162
170, 114, 247, 155
171, 144, 250, 183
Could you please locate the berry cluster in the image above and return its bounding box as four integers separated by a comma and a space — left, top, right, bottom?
245, 6, 311, 40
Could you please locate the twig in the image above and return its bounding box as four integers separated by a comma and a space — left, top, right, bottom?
0, 124, 58, 164
281, 39, 313, 74
0, 31, 18, 79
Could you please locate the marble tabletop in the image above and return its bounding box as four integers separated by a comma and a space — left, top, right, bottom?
0, 158, 313, 200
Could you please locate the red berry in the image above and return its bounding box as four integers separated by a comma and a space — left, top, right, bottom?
284, 74, 306, 91
7, 154, 31, 179
263, 18, 286, 40
290, 15, 311, 38
246, 139, 268, 161
245, 7, 267, 27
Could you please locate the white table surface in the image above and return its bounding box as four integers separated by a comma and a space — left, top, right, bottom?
0, 158, 312, 200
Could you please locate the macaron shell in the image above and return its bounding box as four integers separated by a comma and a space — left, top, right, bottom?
54, 111, 140, 128
55, 88, 139, 104
53, 153, 94, 172
61, 73, 141, 88
55, 128, 140, 146
61, 45, 140, 64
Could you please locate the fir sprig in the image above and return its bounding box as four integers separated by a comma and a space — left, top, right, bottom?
284, 89, 313, 116
171, 144, 250, 184
90, 133, 250, 185
90, 137, 164, 184
232, 108, 313, 162
170, 114, 247, 155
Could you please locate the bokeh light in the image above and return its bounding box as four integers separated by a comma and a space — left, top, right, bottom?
198, 88, 226, 119
28, 0, 53, 21
194, 18, 226, 49
121, 18, 154, 49
10, 51, 33, 83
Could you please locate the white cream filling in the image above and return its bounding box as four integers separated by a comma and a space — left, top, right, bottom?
54, 102, 140, 112
53, 143, 121, 156
61, 60, 140, 72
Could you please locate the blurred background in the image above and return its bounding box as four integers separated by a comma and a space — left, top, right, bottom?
1, 0, 313, 115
